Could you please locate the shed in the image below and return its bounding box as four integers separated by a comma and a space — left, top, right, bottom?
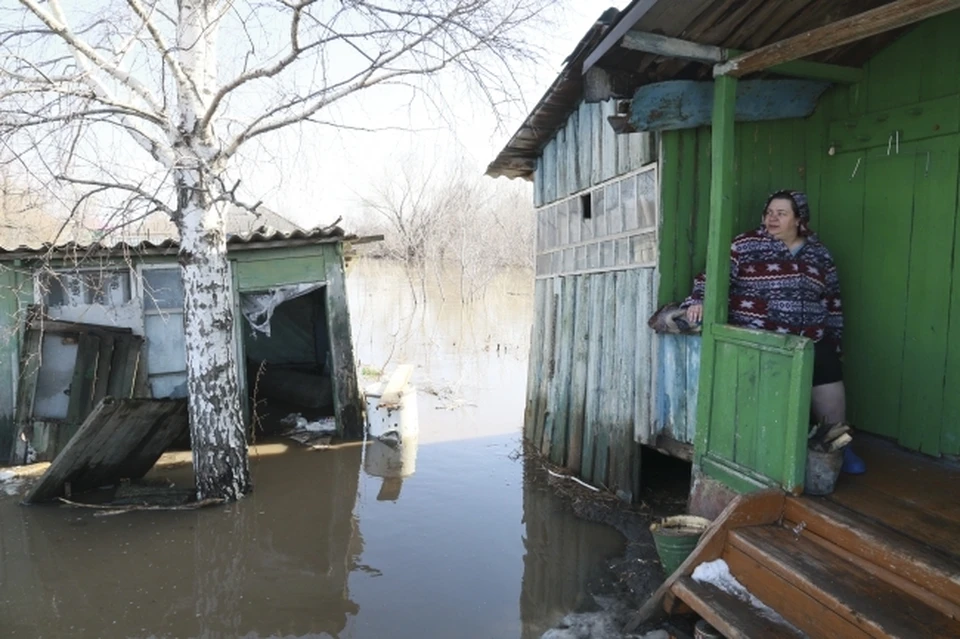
0, 223, 369, 464
488, 0, 960, 502
490, 0, 960, 632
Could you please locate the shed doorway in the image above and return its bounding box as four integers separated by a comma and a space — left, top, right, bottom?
240, 285, 336, 437
818, 135, 960, 458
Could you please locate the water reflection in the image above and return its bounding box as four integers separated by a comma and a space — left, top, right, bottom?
364, 437, 418, 502
0, 262, 624, 639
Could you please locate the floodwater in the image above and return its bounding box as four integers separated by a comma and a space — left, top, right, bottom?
0, 260, 625, 639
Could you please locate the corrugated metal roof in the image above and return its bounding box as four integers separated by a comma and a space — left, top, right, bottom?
487, 0, 905, 180
483, 8, 622, 180
0, 224, 352, 259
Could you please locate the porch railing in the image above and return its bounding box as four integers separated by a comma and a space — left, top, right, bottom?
695, 324, 813, 493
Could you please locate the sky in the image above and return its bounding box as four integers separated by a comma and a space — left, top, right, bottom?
0, 0, 628, 236
235, 1, 629, 230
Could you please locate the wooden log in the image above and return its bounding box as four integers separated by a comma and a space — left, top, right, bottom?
716, 0, 960, 78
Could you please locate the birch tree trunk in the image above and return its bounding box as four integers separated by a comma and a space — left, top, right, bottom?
4, 0, 548, 501
176, 0, 250, 500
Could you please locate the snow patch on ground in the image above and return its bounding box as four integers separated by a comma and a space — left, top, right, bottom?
538, 597, 668, 639
280, 413, 337, 433
0, 470, 25, 496
691, 558, 794, 628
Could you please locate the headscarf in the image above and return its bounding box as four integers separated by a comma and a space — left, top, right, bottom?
763, 190, 811, 236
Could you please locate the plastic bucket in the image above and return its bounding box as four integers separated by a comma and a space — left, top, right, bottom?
694, 620, 724, 639
805, 449, 843, 495
650, 515, 711, 575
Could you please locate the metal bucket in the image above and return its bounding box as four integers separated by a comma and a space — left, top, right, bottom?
805, 449, 843, 495
649, 515, 711, 575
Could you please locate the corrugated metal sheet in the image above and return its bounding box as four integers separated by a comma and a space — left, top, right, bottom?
0, 225, 354, 258
488, 0, 906, 181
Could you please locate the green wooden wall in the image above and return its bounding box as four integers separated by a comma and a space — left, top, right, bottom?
0, 265, 32, 462
809, 11, 960, 457
659, 10, 960, 459
658, 119, 809, 307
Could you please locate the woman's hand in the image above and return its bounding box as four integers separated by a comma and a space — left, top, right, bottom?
686, 304, 703, 324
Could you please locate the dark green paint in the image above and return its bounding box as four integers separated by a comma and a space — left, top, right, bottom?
666, 13, 960, 470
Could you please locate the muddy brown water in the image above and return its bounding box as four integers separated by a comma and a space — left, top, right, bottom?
0, 261, 624, 639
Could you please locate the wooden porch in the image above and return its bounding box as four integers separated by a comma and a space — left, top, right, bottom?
634, 436, 960, 637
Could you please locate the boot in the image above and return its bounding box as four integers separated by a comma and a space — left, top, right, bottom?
842, 446, 866, 474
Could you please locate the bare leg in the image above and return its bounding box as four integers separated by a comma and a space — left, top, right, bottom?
813, 381, 864, 473
812, 381, 846, 424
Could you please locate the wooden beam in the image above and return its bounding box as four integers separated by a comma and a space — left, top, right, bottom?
702, 74, 737, 329
582, 0, 659, 72
761, 57, 863, 84
716, 0, 960, 77
621, 30, 863, 84
621, 30, 724, 63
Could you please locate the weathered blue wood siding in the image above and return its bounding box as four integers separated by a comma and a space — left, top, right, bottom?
525, 268, 657, 501
534, 99, 653, 207
656, 334, 701, 445
630, 79, 829, 132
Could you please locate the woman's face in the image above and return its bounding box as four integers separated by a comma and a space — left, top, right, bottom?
764, 197, 800, 241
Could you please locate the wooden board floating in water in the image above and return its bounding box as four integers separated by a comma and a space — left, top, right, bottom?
24, 398, 189, 504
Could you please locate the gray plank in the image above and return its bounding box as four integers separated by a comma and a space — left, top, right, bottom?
601, 100, 618, 182
614, 270, 639, 500
582, 274, 604, 482
524, 280, 548, 442
541, 278, 563, 458
567, 275, 590, 473
551, 276, 577, 464
595, 272, 618, 487
578, 103, 594, 194
536, 280, 559, 452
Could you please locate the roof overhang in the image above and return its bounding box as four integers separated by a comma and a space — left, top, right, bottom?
486, 0, 926, 181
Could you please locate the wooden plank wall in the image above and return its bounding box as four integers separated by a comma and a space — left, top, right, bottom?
699, 327, 813, 494
535, 167, 658, 278
0, 267, 19, 462
534, 99, 653, 207
525, 268, 656, 500
0, 267, 32, 463
657, 11, 960, 465
657, 119, 808, 307
806, 11, 960, 457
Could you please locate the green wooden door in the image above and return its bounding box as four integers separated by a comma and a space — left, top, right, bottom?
819, 135, 960, 456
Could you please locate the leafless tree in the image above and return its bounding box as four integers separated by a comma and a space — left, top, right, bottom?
357, 158, 533, 302
0, 0, 548, 500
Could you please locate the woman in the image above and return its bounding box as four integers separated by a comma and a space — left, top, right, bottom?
681, 190, 865, 474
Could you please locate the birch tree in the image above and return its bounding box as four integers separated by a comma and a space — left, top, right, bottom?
0, 0, 546, 500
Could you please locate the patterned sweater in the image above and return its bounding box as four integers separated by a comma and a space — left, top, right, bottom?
682, 228, 844, 351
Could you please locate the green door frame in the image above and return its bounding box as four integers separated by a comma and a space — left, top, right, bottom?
693, 74, 814, 494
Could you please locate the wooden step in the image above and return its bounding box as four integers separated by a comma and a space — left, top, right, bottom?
672, 575, 804, 639
784, 497, 960, 612
729, 526, 960, 638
